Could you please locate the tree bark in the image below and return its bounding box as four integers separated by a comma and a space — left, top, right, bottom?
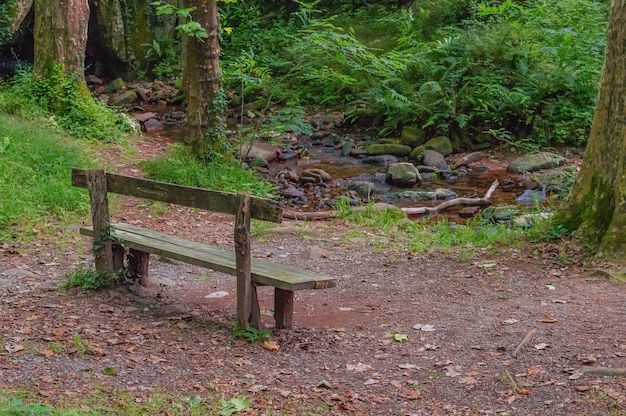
182, 0, 224, 160
558, 0, 626, 262
33, 0, 89, 77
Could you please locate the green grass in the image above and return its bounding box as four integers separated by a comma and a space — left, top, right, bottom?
139, 143, 276, 197
0, 113, 93, 241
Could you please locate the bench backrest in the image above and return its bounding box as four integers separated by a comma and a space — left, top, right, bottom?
72, 168, 282, 223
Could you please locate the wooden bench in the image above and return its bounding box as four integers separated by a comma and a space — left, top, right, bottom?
71, 168, 336, 330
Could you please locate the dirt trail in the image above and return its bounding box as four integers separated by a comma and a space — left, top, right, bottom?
1, 135, 625, 415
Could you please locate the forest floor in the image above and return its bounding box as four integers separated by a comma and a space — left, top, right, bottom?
1, 134, 625, 415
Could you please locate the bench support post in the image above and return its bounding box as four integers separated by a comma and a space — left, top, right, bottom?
128, 248, 150, 286
235, 192, 261, 329
274, 288, 294, 329
86, 169, 114, 274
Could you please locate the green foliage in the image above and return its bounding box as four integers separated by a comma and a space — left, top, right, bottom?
221, 0, 607, 147
0, 113, 92, 241
64, 267, 115, 290
139, 143, 275, 196
0, 65, 133, 142
231, 325, 271, 343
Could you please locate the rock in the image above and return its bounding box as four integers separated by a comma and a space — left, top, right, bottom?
409, 145, 426, 163
301, 169, 331, 184
423, 150, 448, 170
341, 142, 352, 157
400, 126, 427, 148
135, 112, 157, 123
451, 152, 483, 170
481, 205, 520, 222
105, 77, 126, 94
507, 152, 566, 174
239, 142, 281, 162
397, 188, 458, 201
1, 268, 39, 278
85, 75, 103, 85
367, 143, 412, 157
387, 163, 422, 187
424, 136, 453, 156
350, 148, 369, 158
300, 246, 331, 260
283, 185, 304, 199
251, 157, 269, 168
242, 98, 268, 112
142, 118, 163, 134
459, 206, 481, 218
515, 184, 547, 205
279, 151, 298, 161
348, 181, 375, 201
361, 155, 399, 166
108, 90, 137, 106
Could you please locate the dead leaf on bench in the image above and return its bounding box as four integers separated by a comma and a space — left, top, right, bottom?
262, 341, 279, 351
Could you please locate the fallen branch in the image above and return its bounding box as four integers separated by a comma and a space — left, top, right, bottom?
283, 180, 499, 220
401, 179, 498, 216
579, 366, 626, 377
513, 329, 536, 358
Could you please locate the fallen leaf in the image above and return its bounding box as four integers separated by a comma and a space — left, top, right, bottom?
575, 385, 590, 392
147, 355, 167, 364
534, 343, 550, 350
346, 362, 370, 372
398, 363, 417, 370
262, 341, 279, 351
339, 307, 354, 311
517, 388, 531, 395
4, 344, 23, 354
391, 332, 408, 342
459, 377, 477, 385
317, 379, 332, 389
413, 324, 435, 332
445, 368, 461, 377
400, 389, 421, 400
478, 263, 496, 268
103, 367, 118, 376
390, 380, 403, 388
545, 284, 556, 290
527, 366, 545, 375
540, 314, 557, 323
503, 319, 518, 325
364, 378, 381, 385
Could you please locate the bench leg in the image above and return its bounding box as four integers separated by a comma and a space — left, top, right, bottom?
128, 249, 150, 287
274, 288, 294, 329
250, 284, 262, 330
112, 244, 125, 274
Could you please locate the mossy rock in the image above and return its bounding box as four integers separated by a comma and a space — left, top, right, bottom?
367, 143, 412, 157
409, 145, 426, 163
400, 126, 427, 148
424, 136, 453, 156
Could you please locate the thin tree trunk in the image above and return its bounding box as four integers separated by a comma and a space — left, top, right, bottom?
182, 0, 224, 159
559, 0, 626, 261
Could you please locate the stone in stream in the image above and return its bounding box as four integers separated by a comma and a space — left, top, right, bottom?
507, 152, 566, 174
300, 169, 332, 184
239, 142, 281, 162
423, 150, 448, 170
387, 163, 422, 187
396, 188, 458, 201
424, 136, 453, 156
108, 90, 137, 106
400, 126, 427, 148
362, 155, 399, 166
348, 181, 375, 202
451, 152, 483, 170
367, 143, 412, 157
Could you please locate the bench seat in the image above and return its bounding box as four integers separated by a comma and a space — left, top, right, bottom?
80, 222, 336, 291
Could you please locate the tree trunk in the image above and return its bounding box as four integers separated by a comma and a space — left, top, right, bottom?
33, 0, 89, 77
182, 0, 224, 160
558, 0, 626, 262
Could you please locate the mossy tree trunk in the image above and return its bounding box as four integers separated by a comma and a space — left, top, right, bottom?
33, 0, 89, 78
182, 0, 224, 160
558, 0, 626, 262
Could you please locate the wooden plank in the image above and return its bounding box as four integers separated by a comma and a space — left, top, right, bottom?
85, 169, 114, 274
235, 192, 254, 328
128, 248, 150, 286
274, 288, 294, 330
72, 168, 282, 223
80, 223, 337, 291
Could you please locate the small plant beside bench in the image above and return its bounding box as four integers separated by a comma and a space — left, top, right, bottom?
71, 168, 336, 330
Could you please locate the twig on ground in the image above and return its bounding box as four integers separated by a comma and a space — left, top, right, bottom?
579, 366, 626, 377
513, 329, 537, 357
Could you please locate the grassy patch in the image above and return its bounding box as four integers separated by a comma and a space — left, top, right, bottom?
139, 143, 275, 197
0, 113, 93, 241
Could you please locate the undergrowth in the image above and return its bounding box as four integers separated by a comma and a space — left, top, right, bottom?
139, 143, 275, 197
0, 113, 93, 242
